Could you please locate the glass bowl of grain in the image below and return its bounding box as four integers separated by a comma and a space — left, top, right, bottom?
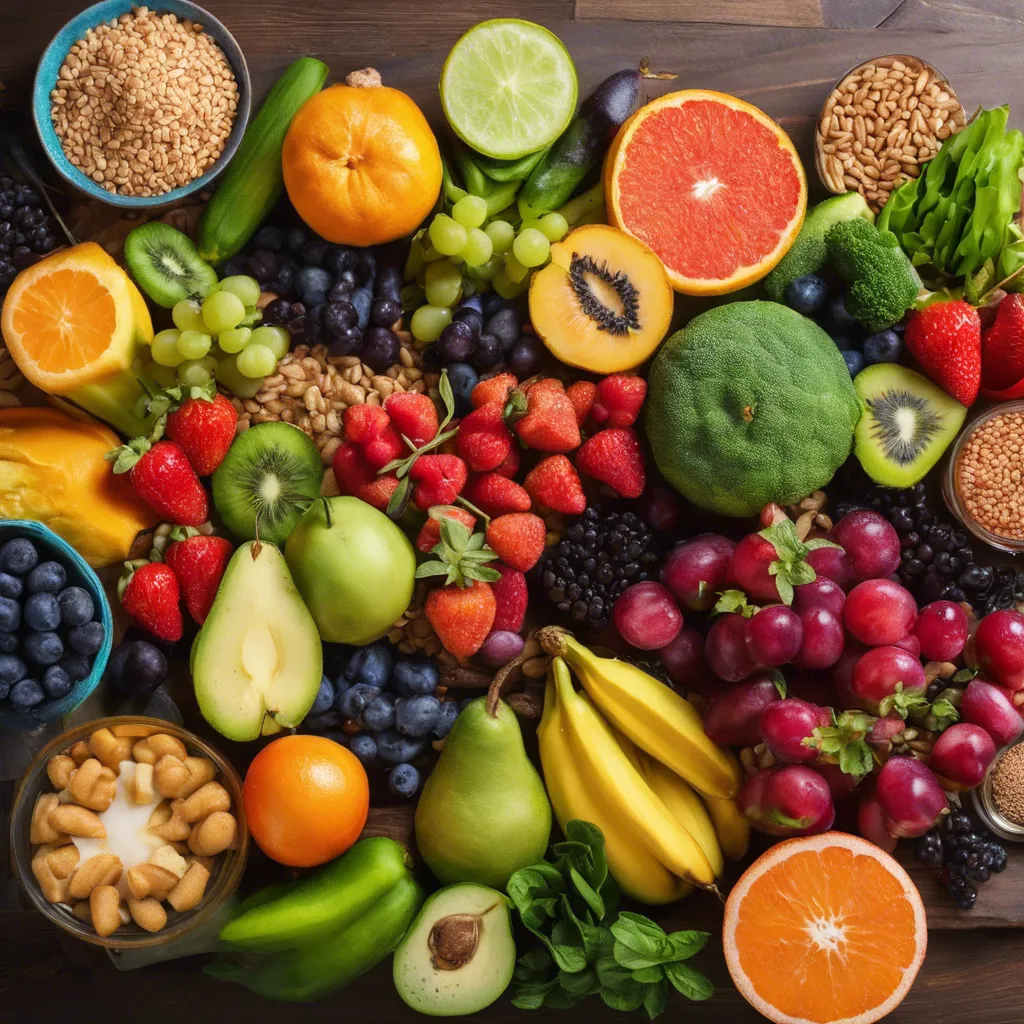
943, 400, 1024, 554
32, 1, 250, 208
973, 736, 1024, 842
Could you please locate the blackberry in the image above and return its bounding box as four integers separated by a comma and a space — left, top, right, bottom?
0, 177, 58, 297
534, 505, 664, 631
915, 831, 944, 867
918, 813, 1007, 911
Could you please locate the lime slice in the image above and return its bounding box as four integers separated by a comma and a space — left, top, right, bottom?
441, 19, 578, 161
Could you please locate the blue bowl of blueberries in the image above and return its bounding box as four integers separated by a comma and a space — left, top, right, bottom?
0, 522, 111, 729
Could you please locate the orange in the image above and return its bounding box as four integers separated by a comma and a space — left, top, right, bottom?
604, 90, 806, 295
723, 832, 927, 1024
243, 734, 369, 868
283, 81, 441, 246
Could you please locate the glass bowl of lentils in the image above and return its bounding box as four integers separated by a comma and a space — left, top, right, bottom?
944, 400, 1024, 554
32, 1, 250, 207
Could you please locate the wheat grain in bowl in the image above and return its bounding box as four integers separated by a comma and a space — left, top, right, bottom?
49, 6, 238, 198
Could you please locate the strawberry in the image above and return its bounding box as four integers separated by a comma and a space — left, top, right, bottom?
462, 472, 531, 517
576, 427, 646, 499
425, 579, 496, 659
409, 454, 468, 511
384, 392, 439, 448
566, 380, 598, 427
343, 405, 404, 470
165, 392, 238, 476
982, 293, 1024, 394
593, 374, 647, 427
471, 372, 518, 409
524, 455, 586, 514
110, 440, 208, 526
513, 379, 581, 453
904, 300, 981, 406
494, 443, 521, 479
332, 442, 400, 511
416, 506, 476, 554
119, 561, 182, 642
486, 513, 546, 572
491, 564, 527, 632
165, 533, 233, 625
455, 401, 513, 472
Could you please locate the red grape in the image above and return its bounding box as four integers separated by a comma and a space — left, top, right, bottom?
744, 606, 803, 666
930, 722, 996, 789
706, 613, 758, 682
791, 607, 845, 670
891, 633, 922, 658
758, 698, 830, 763
658, 626, 706, 688
875, 756, 947, 838
805, 544, 856, 590
738, 765, 834, 837
912, 600, 968, 661
848, 645, 926, 714
828, 509, 901, 581
792, 576, 846, 617
843, 579, 918, 646
974, 610, 1024, 690
858, 792, 898, 853
961, 678, 1024, 747
730, 533, 781, 603
613, 581, 682, 650
661, 533, 735, 612
704, 673, 782, 746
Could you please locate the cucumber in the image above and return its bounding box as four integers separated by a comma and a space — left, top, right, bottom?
198, 57, 328, 264
476, 147, 550, 183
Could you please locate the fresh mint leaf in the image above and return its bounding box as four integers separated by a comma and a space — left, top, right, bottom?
714, 590, 752, 617
772, 671, 787, 698
929, 697, 961, 731
953, 668, 978, 684
838, 741, 874, 777
643, 978, 668, 1020
664, 962, 714, 1001
760, 519, 805, 561
803, 537, 842, 553
767, 565, 795, 606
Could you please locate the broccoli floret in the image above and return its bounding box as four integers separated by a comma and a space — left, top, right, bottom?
825, 217, 921, 331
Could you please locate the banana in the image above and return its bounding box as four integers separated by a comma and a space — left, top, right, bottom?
550, 657, 717, 890
701, 750, 750, 862
538, 628, 738, 799
539, 663, 691, 905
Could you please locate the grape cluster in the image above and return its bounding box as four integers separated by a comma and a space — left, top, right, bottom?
916, 811, 1007, 910
0, 177, 59, 292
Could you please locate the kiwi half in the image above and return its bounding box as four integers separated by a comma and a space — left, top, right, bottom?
123, 222, 218, 308
853, 363, 966, 486
212, 422, 324, 546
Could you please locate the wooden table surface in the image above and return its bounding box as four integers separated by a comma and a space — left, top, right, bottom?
4, 0, 1024, 1020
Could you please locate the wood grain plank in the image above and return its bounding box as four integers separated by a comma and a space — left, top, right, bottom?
573, 0, 824, 28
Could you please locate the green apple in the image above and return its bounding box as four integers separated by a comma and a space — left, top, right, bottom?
285, 496, 416, 645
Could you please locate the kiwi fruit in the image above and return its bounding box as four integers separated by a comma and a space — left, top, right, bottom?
124, 222, 218, 308
212, 422, 324, 546
853, 363, 966, 486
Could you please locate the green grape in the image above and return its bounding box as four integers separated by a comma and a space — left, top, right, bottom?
452, 195, 488, 229
178, 356, 217, 387
218, 275, 261, 306
428, 214, 468, 256
493, 269, 530, 299
422, 244, 448, 263
539, 212, 569, 242
504, 252, 530, 284
151, 329, 185, 367
218, 327, 252, 354
237, 343, 278, 379
250, 325, 290, 361
201, 290, 246, 334
484, 219, 515, 255
240, 306, 263, 327
172, 299, 206, 333
470, 255, 502, 282
461, 227, 493, 268
410, 304, 453, 344
176, 330, 213, 361
424, 261, 464, 307
520, 218, 543, 233
216, 355, 263, 398
145, 361, 178, 388
513, 228, 551, 268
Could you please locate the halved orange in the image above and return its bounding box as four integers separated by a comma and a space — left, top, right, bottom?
723, 832, 927, 1024
604, 90, 807, 295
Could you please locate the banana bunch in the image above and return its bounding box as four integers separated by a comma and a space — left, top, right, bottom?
537, 628, 749, 905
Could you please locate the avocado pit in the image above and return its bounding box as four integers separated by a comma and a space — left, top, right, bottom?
428, 910, 489, 970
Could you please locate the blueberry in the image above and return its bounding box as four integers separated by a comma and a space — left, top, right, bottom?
27, 560, 65, 594
452, 308, 483, 337
68, 621, 105, 656
0, 596, 20, 632
445, 363, 479, 417
339, 683, 381, 720
472, 333, 504, 370
311, 675, 335, 715
437, 321, 476, 363
0, 653, 26, 685
350, 287, 373, 331
25, 592, 60, 631
286, 226, 309, 252
482, 293, 507, 317
305, 711, 345, 733
119, 641, 167, 697
829, 332, 854, 351
345, 642, 393, 689
0, 681, 8, 700
0, 632, 16, 653
42, 665, 72, 700
843, 350, 865, 377
388, 763, 421, 798
361, 695, 396, 732
325, 247, 357, 275
323, 300, 358, 338
375, 729, 428, 764
296, 265, 332, 297
221, 255, 247, 278
10, 678, 43, 712
507, 337, 542, 378
0, 537, 38, 574
375, 266, 402, 304
271, 263, 297, 296
457, 293, 484, 317
825, 293, 858, 330
356, 250, 377, 287
0, 572, 22, 599
783, 274, 829, 315
432, 701, 460, 739
359, 327, 400, 372
321, 730, 350, 748
349, 733, 378, 766
61, 653, 92, 682
253, 225, 286, 252
395, 694, 440, 737
392, 657, 439, 697
484, 308, 520, 351
24, 631, 63, 665
370, 297, 402, 329
57, 586, 94, 628
328, 281, 354, 303
105, 642, 131, 684
246, 249, 279, 284
301, 239, 330, 267
302, 288, 328, 310
863, 329, 903, 365
328, 325, 363, 357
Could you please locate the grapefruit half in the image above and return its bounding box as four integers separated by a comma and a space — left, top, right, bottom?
604, 90, 807, 295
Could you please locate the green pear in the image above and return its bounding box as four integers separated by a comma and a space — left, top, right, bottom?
415, 697, 551, 889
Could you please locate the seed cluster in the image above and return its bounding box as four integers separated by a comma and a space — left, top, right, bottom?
50, 6, 238, 197
816, 55, 966, 212
957, 410, 1024, 541
992, 742, 1024, 825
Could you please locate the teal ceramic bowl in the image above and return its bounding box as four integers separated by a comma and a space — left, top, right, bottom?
32, 0, 250, 208
0, 521, 112, 731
